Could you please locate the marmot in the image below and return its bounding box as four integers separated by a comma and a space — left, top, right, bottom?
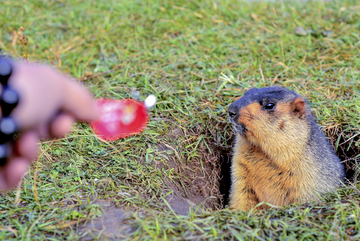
228, 86, 344, 210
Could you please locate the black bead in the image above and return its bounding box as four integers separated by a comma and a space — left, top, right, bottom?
1, 87, 19, 116
0, 59, 12, 86
0, 143, 11, 166
0, 117, 17, 144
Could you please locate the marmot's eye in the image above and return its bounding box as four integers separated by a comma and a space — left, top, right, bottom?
264, 103, 276, 110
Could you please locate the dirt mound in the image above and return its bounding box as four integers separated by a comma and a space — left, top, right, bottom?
80, 201, 133, 240
152, 118, 234, 213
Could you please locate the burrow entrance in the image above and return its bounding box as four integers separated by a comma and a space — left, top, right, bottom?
157, 121, 235, 213
324, 127, 360, 183
160, 124, 359, 213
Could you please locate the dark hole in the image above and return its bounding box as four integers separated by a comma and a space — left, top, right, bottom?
218, 148, 232, 207
345, 168, 356, 183
331, 131, 360, 183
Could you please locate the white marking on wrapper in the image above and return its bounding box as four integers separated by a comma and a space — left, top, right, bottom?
144, 94, 157, 109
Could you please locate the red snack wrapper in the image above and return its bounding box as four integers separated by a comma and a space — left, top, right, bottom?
91, 98, 148, 141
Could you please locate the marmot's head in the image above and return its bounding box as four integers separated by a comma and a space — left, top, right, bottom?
228, 87, 311, 159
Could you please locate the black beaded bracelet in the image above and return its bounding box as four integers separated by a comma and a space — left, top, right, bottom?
0, 58, 20, 166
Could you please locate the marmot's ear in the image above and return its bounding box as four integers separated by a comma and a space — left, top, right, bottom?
291, 97, 305, 118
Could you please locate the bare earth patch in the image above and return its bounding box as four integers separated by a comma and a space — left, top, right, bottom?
80, 201, 133, 240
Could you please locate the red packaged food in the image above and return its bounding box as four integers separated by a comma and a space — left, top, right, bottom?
91, 95, 155, 141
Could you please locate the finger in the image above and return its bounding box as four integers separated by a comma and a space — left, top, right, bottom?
0, 165, 8, 190
0, 157, 29, 191
49, 113, 75, 138
15, 131, 39, 162
61, 80, 100, 122
10, 63, 63, 130
10, 62, 99, 131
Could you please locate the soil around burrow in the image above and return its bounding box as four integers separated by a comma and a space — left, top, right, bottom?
323, 126, 360, 183
154, 123, 234, 214
80, 200, 134, 240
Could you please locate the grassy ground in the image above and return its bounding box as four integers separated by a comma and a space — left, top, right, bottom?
1, 0, 360, 240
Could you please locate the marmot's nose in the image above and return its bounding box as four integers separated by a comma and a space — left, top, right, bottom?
229, 110, 237, 118
228, 104, 239, 119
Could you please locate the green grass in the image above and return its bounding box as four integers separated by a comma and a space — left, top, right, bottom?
1, 0, 360, 240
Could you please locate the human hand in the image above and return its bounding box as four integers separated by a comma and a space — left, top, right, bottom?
0, 61, 100, 191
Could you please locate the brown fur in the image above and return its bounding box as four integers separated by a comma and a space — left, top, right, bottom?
228, 87, 344, 211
